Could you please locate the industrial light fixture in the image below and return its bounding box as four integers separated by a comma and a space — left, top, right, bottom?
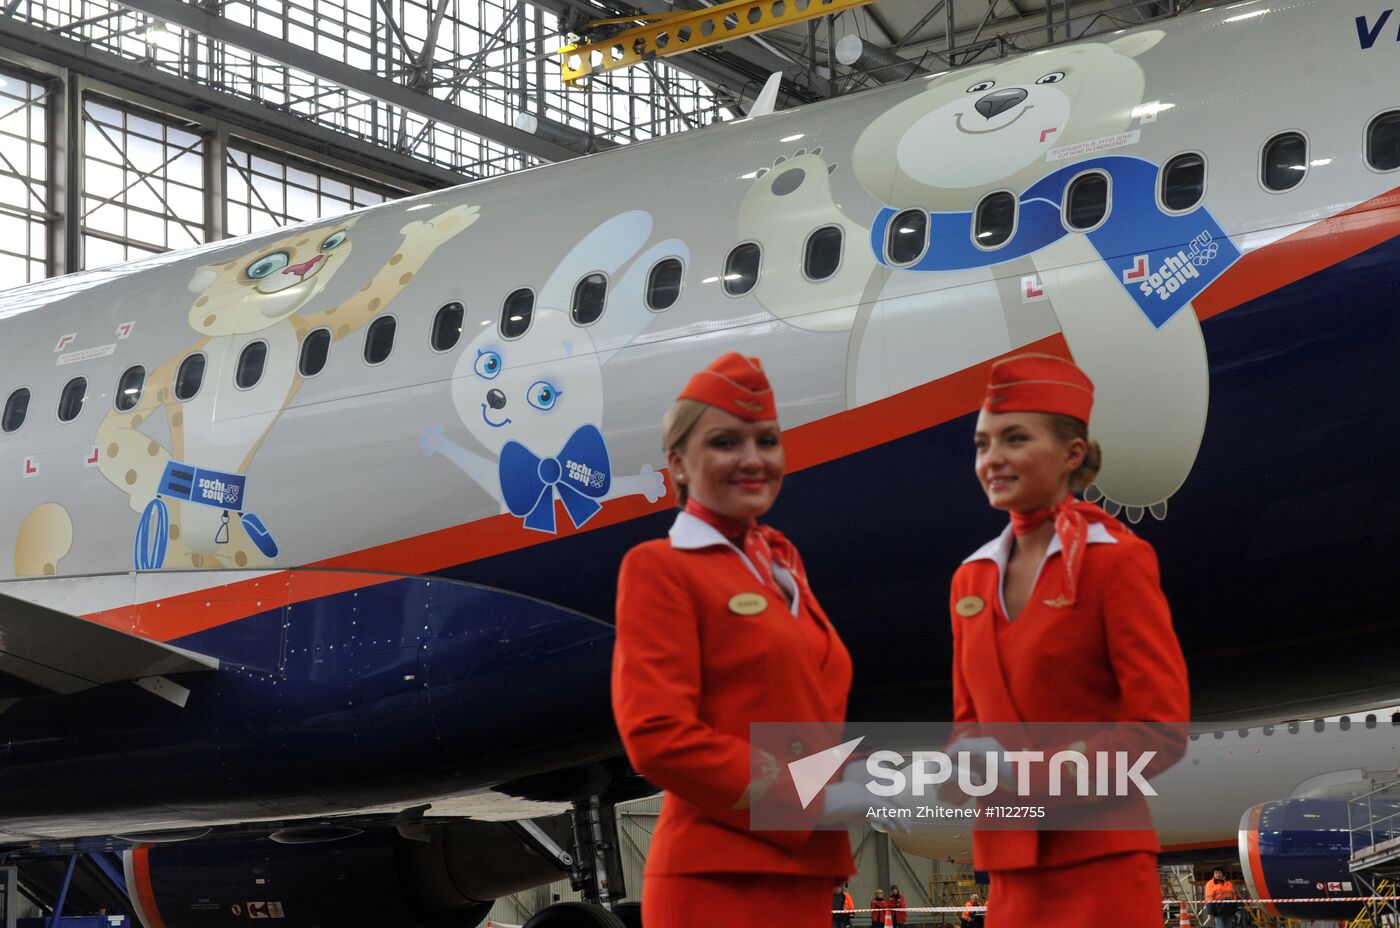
138, 21, 181, 51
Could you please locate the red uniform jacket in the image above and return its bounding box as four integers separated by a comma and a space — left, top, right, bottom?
612, 511, 856, 877
949, 520, 1190, 872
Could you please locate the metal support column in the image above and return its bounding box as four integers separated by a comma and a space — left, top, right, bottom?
46, 855, 75, 928
0, 866, 17, 928
874, 830, 891, 892
202, 125, 226, 243
47, 68, 82, 276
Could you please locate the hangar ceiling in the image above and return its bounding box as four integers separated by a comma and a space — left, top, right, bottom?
0, 0, 1210, 280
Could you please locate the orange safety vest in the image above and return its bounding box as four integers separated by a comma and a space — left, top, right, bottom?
1205, 879, 1239, 903
962, 900, 980, 922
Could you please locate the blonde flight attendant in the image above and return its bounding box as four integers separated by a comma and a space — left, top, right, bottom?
612, 353, 857, 926
949, 354, 1190, 928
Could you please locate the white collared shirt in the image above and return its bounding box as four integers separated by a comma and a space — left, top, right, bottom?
669, 511, 802, 616
962, 522, 1117, 620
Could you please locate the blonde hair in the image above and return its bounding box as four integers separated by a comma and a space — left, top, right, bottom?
661, 398, 709, 505
1047, 414, 1103, 493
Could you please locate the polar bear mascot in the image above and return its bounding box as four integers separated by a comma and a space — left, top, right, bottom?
846, 30, 1237, 520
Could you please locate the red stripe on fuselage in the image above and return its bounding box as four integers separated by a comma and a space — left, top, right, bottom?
80, 186, 1400, 643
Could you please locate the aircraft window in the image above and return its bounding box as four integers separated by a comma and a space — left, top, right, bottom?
1263, 725, 1274, 736
886, 209, 929, 266
175, 353, 206, 401
646, 258, 683, 311
1367, 111, 1400, 171
1212, 731, 1224, 739
2, 387, 29, 433
1340, 716, 1352, 731
364, 315, 397, 364
1262, 132, 1307, 191
803, 226, 843, 281
1161, 153, 1206, 212
1367, 714, 1378, 729
571, 273, 608, 326
724, 243, 761, 296
298, 328, 331, 377
975, 192, 1017, 248
235, 340, 267, 390
114, 365, 145, 412
431, 302, 465, 352
500, 288, 534, 338
57, 376, 86, 422
1313, 719, 1325, 732
1288, 722, 1300, 734
1237, 729, 1248, 738
1392, 712, 1400, 726
1065, 172, 1110, 231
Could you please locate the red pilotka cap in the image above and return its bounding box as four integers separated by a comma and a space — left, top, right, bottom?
678, 352, 777, 421
983, 353, 1094, 424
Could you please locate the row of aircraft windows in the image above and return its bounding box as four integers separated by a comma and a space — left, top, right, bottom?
0, 303, 470, 433
1186, 712, 1400, 741
8, 115, 1400, 436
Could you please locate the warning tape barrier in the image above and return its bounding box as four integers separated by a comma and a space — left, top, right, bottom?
836, 897, 1400, 914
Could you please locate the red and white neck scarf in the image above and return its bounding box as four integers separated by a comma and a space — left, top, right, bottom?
683, 499, 808, 600
1009, 496, 1123, 606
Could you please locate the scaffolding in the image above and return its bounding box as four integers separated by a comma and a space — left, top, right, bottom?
1350, 781, 1400, 928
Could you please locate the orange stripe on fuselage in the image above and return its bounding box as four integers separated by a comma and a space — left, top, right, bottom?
1194, 190, 1400, 322
80, 185, 1400, 643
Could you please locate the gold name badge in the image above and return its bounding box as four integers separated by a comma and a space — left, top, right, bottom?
954, 595, 986, 617
728, 592, 768, 615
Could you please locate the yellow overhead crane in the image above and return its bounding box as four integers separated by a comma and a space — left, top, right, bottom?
559, 0, 877, 84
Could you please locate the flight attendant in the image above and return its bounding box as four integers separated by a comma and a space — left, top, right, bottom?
612, 353, 856, 926
947, 353, 1190, 928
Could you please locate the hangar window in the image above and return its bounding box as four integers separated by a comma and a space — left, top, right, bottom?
1366, 111, 1400, 171
803, 226, 843, 281
500, 288, 534, 338
431, 302, 465, 352
572, 273, 608, 326
1065, 172, 1110, 231
364, 316, 397, 365
235, 341, 268, 389
975, 192, 1017, 248
1262, 132, 1308, 191
886, 209, 929, 266
175, 353, 206, 401
1160, 153, 1206, 212
57, 377, 86, 422
646, 258, 684, 311
299, 328, 331, 377
2, 388, 29, 433
723, 242, 761, 296
115, 365, 146, 412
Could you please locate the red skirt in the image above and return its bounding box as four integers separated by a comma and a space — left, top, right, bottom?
987, 851, 1161, 928
643, 873, 837, 928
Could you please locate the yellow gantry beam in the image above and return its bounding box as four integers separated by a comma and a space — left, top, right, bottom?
559, 0, 877, 84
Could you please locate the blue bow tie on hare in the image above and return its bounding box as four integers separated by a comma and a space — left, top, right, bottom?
500, 425, 612, 534
869, 155, 1240, 329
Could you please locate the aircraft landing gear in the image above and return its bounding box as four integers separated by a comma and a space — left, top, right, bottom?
516, 795, 637, 928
